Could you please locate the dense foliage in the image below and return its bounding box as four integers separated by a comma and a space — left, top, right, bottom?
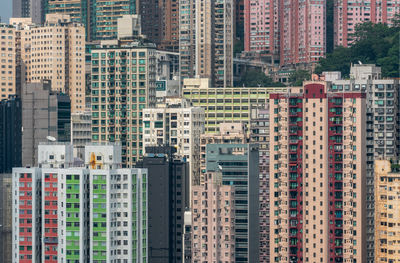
289, 70, 311, 86
236, 69, 285, 87
315, 16, 400, 78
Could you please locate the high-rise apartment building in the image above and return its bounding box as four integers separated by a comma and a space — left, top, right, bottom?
178, 0, 196, 82
138, 0, 180, 51
12, 167, 42, 263
194, 0, 233, 87
199, 123, 249, 184
142, 97, 204, 188
280, 0, 326, 66
374, 160, 400, 263
46, 0, 140, 41
191, 171, 235, 263
0, 96, 22, 173
269, 82, 366, 262
243, 0, 326, 66
334, 0, 400, 47
46, 0, 90, 39
183, 210, 192, 262
71, 109, 91, 159
92, 0, 137, 40
205, 143, 259, 262
12, 0, 44, 24
328, 64, 400, 262
249, 107, 270, 263
22, 81, 71, 167
159, 0, 179, 52
29, 14, 85, 113
0, 173, 13, 263
12, 143, 149, 263
182, 78, 287, 133
86, 144, 148, 263
90, 41, 157, 166
137, 146, 189, 263
7, 15, 86, 113
0, 24, 18, 99
38, 144, 90, 263
244, 0, 279, 55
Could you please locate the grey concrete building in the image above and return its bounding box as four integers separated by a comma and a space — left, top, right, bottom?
136, 146, 189, 263
205, 143, 260, 262
22, 81, 71, 167
71, 109, 91, 159
12, 0, 44, 24
0, 96, 22, 173
249, 107, 270, 262
0, 173, 12, 263
327, 64, 400, 262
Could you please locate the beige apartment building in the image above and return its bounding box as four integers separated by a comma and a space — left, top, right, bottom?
375, 160, 400, 263
5, 15, 85, 113
191, 171, 235, 262
0, 24, 17, 99
194, 0, 233, 87
269, 82, 366, 262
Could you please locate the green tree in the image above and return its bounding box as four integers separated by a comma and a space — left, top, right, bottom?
315, 20, 400, 78
237, 69, 285, 87
289, 70, 311, 86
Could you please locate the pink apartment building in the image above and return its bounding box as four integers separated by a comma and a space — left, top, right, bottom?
244, 0, 326, 66
280, 0, 326, 65
244, 0, 279, 54
334, 0, 400, 47
191, 172, 235, 263
269, 82, 366, 262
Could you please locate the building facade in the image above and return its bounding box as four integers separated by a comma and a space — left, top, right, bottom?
334, 0, 400, 47
90, 42, 157, 166
143, 97, 204, 188
12, 167, 42, 263
0, 96, 22, 173
178, 0, 196, 84
12, 143, 148, 263
375, 160, 400, 263
182, 78, 287, 133
137, 146, 189, 263
269, 82, 366, 262
244, 0, 279, 55
194, 0, 233, 87
7, 15, 86, 113
22, 81, 71, 167
0, 24, 18, 99
329, 64, 400, 262
280, 0, 326, 66
12, 0, 44, 24
71, 110, 91, 159
86, 144, 148, 263
191, 171, 235, 262
205, 143, 259, 262
200, 123, 249, 184
0, 173, 13, 263
249, 107, 270, 263
29, 14, 86, 113
38, 144, 89, 262
243, 0, 326, 67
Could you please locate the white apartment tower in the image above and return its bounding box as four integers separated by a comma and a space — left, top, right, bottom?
12, 143, 148, 263
85, 145, 148, 263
